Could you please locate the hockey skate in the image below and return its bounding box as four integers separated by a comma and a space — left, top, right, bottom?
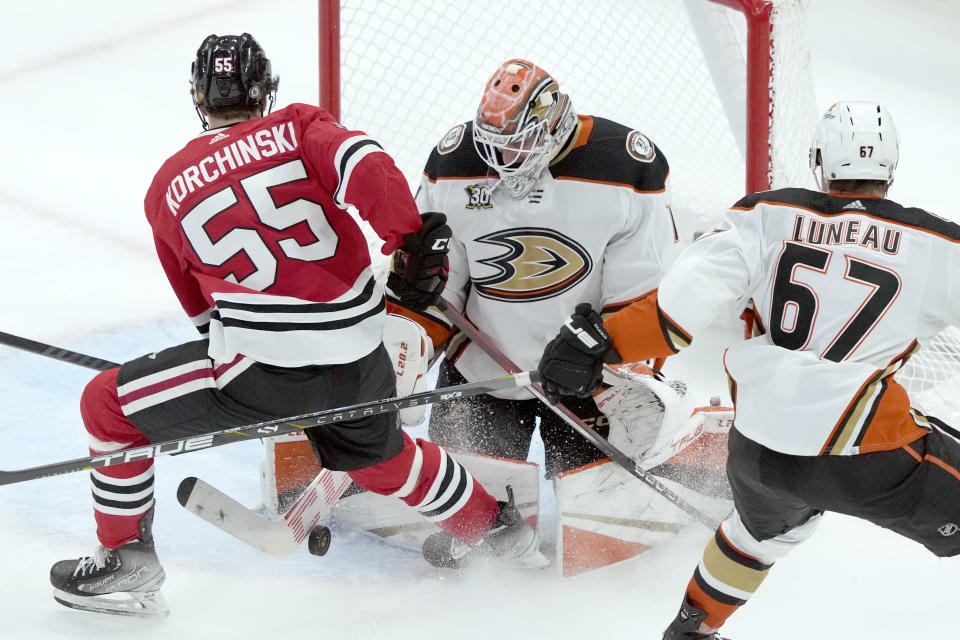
662, 598, 729, 640
50, 508, 168, 618
422, 485, 549, 569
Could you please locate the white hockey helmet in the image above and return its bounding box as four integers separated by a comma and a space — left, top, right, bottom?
809, 101, 899, 189
473, 59, 578, 198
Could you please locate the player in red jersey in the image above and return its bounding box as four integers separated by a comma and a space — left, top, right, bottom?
49, 33, 545, 619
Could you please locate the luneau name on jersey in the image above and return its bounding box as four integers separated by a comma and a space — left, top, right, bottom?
791, 213, 902, 254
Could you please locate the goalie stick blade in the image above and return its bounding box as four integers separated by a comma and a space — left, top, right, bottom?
178, 469, 352, 558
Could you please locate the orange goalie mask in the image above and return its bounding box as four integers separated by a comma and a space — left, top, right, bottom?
472, 59, 577, 198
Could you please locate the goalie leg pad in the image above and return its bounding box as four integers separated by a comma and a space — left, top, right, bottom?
260, 432, 320, 516
554, 457, 734, 576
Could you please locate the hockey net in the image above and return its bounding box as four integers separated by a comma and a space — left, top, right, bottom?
318, 1, 960, 425
321, 0, 818, 239
897, 329, 960, 425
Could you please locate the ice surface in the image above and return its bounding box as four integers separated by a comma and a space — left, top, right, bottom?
0, 1, 958, 638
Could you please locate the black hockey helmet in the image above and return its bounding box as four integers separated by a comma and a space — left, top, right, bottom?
190, 33, 278, 122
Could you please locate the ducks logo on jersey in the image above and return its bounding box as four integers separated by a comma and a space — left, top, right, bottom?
471, 227, 593, 302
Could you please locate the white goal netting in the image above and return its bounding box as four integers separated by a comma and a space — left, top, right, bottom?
897, 329, 960, 424
335, 0, 817, 239
330, 0, 960, 424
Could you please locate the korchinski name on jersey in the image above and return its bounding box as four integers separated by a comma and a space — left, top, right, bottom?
164, 122, 298, 216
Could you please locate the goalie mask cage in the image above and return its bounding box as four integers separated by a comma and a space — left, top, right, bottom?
317, 0, 960, 424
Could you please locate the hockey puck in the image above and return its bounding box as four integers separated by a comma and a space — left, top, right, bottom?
307, 526, 332, 556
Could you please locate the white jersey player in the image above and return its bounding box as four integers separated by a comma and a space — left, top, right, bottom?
388, 58, 681, 478
537, 101, 960, 639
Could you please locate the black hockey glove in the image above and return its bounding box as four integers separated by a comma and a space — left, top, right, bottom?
387, 212, 452, 311
537, 303, 622, 403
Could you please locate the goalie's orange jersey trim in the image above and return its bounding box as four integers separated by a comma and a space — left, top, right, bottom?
386, 301, 454, 349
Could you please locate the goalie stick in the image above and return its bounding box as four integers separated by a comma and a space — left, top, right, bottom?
177, 468, 352, 558
436, 300, 721, 530
0, 370, 538, 486
0, 330, 119, 372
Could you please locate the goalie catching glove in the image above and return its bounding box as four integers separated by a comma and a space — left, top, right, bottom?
537, 303, 621, 403
594, 363, 693, 466
387, 212, 451, 310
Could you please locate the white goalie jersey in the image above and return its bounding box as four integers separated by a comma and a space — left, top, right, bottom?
653, 188, 960, 456
402, 116, 680, 399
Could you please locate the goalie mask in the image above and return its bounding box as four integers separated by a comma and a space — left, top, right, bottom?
190, 33, 279, 129
810, 101, 899, 189
473, 59, 578, 198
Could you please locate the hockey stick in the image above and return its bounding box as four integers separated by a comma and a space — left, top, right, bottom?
436, 300, 721, 530
0, 330, 119, 372
0, 370, 537, 486
0, 331, 378, 556
177, 468, 352, 558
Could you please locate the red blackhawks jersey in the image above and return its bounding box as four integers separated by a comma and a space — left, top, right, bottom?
144, 103, 421, 367
401, 116, 680, 399
607, 188, 960, 456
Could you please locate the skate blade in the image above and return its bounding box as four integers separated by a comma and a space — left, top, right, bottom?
493, 546, 551, 570
53, 587, 170, 619
494, 528, 551, 570
424, 529, 552, 570
452, 543, 552, 571
518, 548, 551, 569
